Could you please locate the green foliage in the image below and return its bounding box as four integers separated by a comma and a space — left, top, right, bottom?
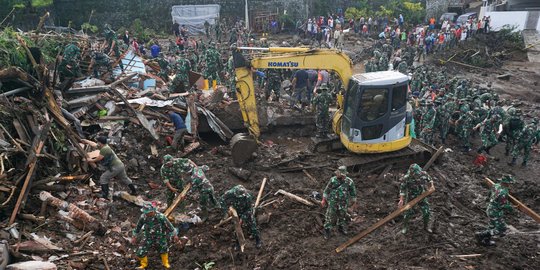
130, 18, 155, 43
81, 22, 98, 33
195, 262, 215, 270
12, 3, 25, 9
0, 27, 32, 70
279, 14, 294, 29
31, 0, 53, 7
344, 7, 369, 20
497, 25, 523, 45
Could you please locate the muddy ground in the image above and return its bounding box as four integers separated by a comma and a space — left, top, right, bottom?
13, 32, 540, 270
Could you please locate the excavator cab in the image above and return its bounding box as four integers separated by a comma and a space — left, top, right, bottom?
338, 71, 412, 153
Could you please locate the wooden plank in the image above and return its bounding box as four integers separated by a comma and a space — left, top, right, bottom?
229, 207, 246, 252
8, 121, 51, 225
164, 183, 192, 217
254, 178, 267, 208
423, 146, 444, 171
484, 177, 540, 223
302, 169, 318, 183
275, 189, 314, 206
335, 187, 435, 253
12, 119, 29, 143
214, 216, 233, 229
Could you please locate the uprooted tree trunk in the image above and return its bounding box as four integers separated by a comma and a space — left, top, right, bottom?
39, 191, 105, 235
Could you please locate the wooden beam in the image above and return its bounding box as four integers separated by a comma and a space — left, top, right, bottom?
254, 178, 267, 208
164, 183, 192, 217
8, 122, 50, 225
423, 146, 444, 171
484, 177, 540, 223
275, 189, 314, 206
335, 187, 435, 253
302, 169, 318, 183
214, 216, 233, 229
229, 207, 246, 252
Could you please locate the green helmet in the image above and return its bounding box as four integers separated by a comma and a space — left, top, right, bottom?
141, 201, 157, 213
408, 163, 422, 174
163, 154, 173, 163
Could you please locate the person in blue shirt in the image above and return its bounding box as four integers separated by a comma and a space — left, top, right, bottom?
168, 110, 187, 149
150, 43, 161, 58
291, 69, 310, 109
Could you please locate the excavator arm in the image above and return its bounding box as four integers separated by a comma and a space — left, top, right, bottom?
233, 47, 353, 139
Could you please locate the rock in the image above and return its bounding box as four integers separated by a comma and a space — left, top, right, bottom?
497, 74, 511, 80
228, 167, 252, 181
128, 158, 138, 167
6, 261, 57, 270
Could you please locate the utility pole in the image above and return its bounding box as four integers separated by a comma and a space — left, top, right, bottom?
245, 0, 249, 31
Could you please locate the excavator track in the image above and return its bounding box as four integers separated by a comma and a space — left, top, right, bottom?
311, 138, 437, 172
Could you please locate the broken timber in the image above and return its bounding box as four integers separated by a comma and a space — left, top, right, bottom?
484, 177, 540, 223
275, 189, 314, 206
164, 183, 192, 217
229, 207, 246, 252
335, 187, 435, 253
254, 178, 267, 208
423, 146, 444, 171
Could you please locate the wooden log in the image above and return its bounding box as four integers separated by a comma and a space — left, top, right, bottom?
6, 261, 57, 270
484, 177, 540, 223
229, 207, 246, 252
113, 191, 148, 207
164, 183, 192, 217
39, 191, 105, 234
8, 122, 50, 225
254, 178, 267, 208
423, 146, 444, 171
450, 254, 483, 258
335, 187, 435, 253
274, 189, 314, 206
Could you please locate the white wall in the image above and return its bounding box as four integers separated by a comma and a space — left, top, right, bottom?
485, 11, 528, 31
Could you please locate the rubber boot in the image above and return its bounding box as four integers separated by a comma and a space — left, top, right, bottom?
423, 219, 433, 233
100, 184, 109, 199
338, 225, 348, 235
505, 149, 509, 156
160, 253, 170, 269
204, 79, 209, 90
521, 160, 527, 167
128, 184, 137, 195
323, 228, 331, 239
401, 221, 409, 234
136, 256, 148, 269
477, 146, 485, 154
508, 157, 517, 166
255, 235, 262, 249
485, 146, 492, 155
212, 80, 217, 90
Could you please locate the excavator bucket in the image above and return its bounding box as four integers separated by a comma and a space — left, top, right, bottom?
230, 133, 258, 165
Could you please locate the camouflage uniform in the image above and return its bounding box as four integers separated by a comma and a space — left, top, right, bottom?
434, 99, 450, 144
510, 123, 537, 166
133, 207, 178, 257
91, 51, 112, 79
160, 157, 192, 206
457, 110, 476, 151
476, 175, 514, 246
265, 69, 282, 101
365, 58, 377, 73
399, 164, 433, 233
421, 102, 437, 145
312, 86, 333, 137
220, 185, 261, 244
226, 55, 236, 95
203, 45, 222, 84
170, 57, 191, 92
104, 27, 124, 70
189, 165, 217, 215
478, 115, 500, 154
502, 109, 523, 156
322, 169, 357, 231
397, 61, 408, 74
59, 43, 81, 80
157, 56, 170, 81
378, 54, 389, 71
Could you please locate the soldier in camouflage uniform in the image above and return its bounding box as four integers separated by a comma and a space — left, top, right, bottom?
476, 114, 501, 155
397, 60, 408, 74
188, 165, 217, 219
475, 175, 515, 246
265, 69, 282, 101
59, 42, 81, 81
321, 166, 357, 238
365, 57, 377, 73
203, 43, 222, 87
156, 54, 170, 82
220, 185, 262, 248
421, 100, 437, 145
434, 98, 450, 144
170, 53, 191, 92
160, 154, 195, 206
456, 110, 476, 152
378, 52, 389, 71
398, 164, 434, 234
89, 50, 113, 80
103, 24, 124, 71
131, 202, 178, 269
226, 53, 236, 96
187, 48, 199, 72
501, 108, 524, 156
311, 83, 333, 138
509, 121, 538, 166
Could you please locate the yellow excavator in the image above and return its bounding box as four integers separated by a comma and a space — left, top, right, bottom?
230, 47, 434, 168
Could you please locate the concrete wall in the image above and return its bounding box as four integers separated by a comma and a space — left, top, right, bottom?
486, 11, 531, 30
426, 0, 449, 20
